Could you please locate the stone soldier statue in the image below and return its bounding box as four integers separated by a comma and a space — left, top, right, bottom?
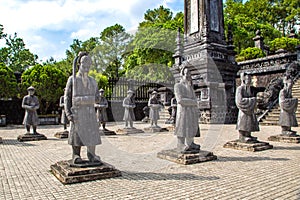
59, 89, 68, 131
148, 91, 162, 127
22, 86, 40, 134
278, 76, 298, 135
174, 65, 200, 152
123, 89, 136, 129
64, 52, 101, 165
170, 96, 177, 124
236, 73, 259, 142
95, 89, 109, 130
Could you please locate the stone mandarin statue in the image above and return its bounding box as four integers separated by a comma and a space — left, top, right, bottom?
64, 52, 101, 165
278, 76, 298, 136
170, 96, 177, 124
123, 89, 136, 129
22, 86, 40, 134
59, 88, 68, 131
95, 89, 109, 130
174, 65, 200, 152
236, 73, 259, 142
148, 91, 162, 128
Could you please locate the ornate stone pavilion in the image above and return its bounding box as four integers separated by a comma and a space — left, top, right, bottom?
170, 0, 239, 124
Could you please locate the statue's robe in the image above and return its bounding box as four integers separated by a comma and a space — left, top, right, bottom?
174, 81, 199, 138
236, 85, 260, 132
22, 95, 39, 126
279, 88, 298, 127
65, 76, 101, 146
96, 97, 108, 123
123, 97, 135, 121
148, 97, 160, 122
59, 96, 68, 124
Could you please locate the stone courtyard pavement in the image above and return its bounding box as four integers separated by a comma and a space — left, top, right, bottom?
0, 122, 299, 200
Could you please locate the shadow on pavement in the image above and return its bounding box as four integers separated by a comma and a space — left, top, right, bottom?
119, 171, 220, 181
216, 156, 289, 162
0, 139, 37, 146
272, 145, 300, 150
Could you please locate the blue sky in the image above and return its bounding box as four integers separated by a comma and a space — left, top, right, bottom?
0, 0, 184, 62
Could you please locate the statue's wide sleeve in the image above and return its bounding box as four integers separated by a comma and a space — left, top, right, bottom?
174, 83, 197, 106
235, 86, 256, 114
279, 90, 298, 113
64, 76, 73, 118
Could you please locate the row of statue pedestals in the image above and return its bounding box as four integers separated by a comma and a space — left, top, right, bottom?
3, 53, 299, 185
8, 118, 300, 185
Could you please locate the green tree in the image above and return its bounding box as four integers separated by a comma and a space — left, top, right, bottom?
124, 6, 183, 81
91, 24, 132, 78
224, 0, 286, 54
269, 37, 300, 52
0, 24, 7, 40
272, 0, 300, 36
0, 63, 18, 99
236, 47, 266, 62
0, 32, 37, 72
21, 64, 67, 114
89, 69, 109, 89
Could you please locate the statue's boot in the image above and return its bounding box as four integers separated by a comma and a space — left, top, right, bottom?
72, 146, 82, 164
87, 146, 101, 163
186, 137, 200, 150
102, 123, 108, 131
281, 126, 294, 136
287, 131, 297, 136
33, 126, 39, 135
239, 131, 256, 143
288, 129, 297, 136
25, 125, 31, 134
63, 123, 67, 130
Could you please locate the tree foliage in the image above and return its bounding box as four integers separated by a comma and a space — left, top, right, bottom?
0, 24, 7, 39
269, 37, 300, 52
124, 6, 183, 81
0, 28, 37, 72
224, 0, 298, 54
0, 63, 18, 99
91, 24, 132, 78
65, 38, 100, 69
236, 47, 266, 62
21, 64, 67, 114
88, 69, 109, 90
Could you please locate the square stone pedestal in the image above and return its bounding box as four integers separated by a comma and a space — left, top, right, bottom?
268, 135, 300, 143
116, 128, 145, 135
17, 133, 47, 142
54, 130, 69, 138
157, 149, 217, 165
50, 160, 121, 184
223, 140, 273, 152
100, 129, 116, 135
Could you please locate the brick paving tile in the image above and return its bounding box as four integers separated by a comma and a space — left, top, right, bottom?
0, 123, 299, 199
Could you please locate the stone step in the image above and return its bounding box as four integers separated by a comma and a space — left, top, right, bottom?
264, 116, 280, 121
260, 122, 278, 126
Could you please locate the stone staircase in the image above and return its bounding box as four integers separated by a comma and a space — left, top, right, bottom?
260, 79, 300, 126
158, 106, 171, 124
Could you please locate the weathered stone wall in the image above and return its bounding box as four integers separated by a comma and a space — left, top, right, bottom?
236, 72, 284, 89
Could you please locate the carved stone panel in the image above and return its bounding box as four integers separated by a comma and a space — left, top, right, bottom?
190, 0, 199, 34
210, 0, 219, 32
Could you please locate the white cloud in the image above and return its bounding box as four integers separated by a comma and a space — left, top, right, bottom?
0, 0, 182, 61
